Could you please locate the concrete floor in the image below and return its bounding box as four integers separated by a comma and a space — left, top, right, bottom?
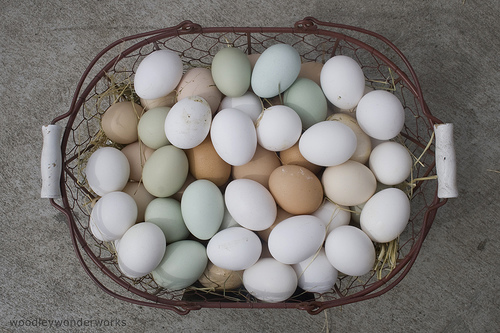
1, 0, 499, 332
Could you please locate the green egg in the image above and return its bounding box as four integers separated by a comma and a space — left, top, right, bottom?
211, 47, 252, 97
142, 145, 189, 197
145, 197, 189, 243
284, 78, 328, 129
181, 179, 224, 240
137, 106, 170, 149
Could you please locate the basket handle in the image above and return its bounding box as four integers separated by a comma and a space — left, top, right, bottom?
41, 124, 63, 199
434, 123, 458, 198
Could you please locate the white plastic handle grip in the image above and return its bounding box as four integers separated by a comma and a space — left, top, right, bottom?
41, 124, 63, 198
434, 123, 458, 198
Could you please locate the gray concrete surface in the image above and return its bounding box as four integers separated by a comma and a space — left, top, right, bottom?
1, 0, 499, 332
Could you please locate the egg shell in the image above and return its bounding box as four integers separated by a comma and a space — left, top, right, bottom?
251, 44, 301, 98
181, 179, 225, 240
369, 141, 412, 185
243, 257, 298, 303
279, 142, 323, 174
140, 91, 177, 111
117, 222, 166, 279
292, 248, 338, 294
121, 141, 155, 182
324, 225, 375, 276
332, 85, 374, 116
101, 101, 142, 144
218, 91, 263, 123
224, 179, 277, 231
299, 120, 357, 167
198, 261, 243, 291
144, 197, 189, 243
210, 108, 257, 166
298, 61, 323, 86
184, 135, 231, 187
267, 215, 326, 265
256, 207, 294, 242
207, 227, 262, 271
121, 182, 156, 223
211, 47, 252, 97
360, 188, 411, 243
164, 96, 212, 149
142, 145, 189, 198
268, 165, 324, 215
232, 144, 281, 189
283, 78, 328, 129
320, 55, 366, 110
89, 191, 138, 241
134, 49, 183, 100
322, 160, 377, 206
256, 105, 302, 152
326, 113, 372, 164
176, 67, 222, 114
356, 90, 405, 140
312, 199, 351, 234
137, 106, 171, 149
152, 240, 208, 290
85, 147, 130, 196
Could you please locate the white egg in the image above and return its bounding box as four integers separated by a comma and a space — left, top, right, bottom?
224, 179, 277, 231
85, 147, 130, 196
256, 105, 302, 151
320, 55, 366, 110
292, 248, 338, 294
207, 227, 262, 271
299, 120, 357, 167
356, 90, 405, 140
117, 222, 166, 279
134, 50, 183, 100
164, 96, 212, 149
218, 91, 263, 123
312, 200, 350, 234
268, 215, 326, 265
360, 188, 411, 243
89, 191, 137, 241
369, 141, 413, 185
210, 108, 257, 166
243, 257, 298, 303
324, 225, 375, 276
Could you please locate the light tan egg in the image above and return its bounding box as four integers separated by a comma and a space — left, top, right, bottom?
279, 142, 323, 174
298, 61, 323, 86
257, 207, 294, 242
198, 261, 243, 291
122, 181, 156, 222
140, 91, 177, 110
232, 144, 281, 189
268, 164, 324, 215
121, 141, 155, 182
101, 101, 143, 144
176, 67, 222, 114
184, 136, 232, 187
327, 113, 372, 164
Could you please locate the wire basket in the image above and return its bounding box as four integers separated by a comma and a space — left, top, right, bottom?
44, 17, 452, 315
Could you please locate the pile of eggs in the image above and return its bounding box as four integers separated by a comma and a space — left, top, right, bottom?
85, 43, 414, 303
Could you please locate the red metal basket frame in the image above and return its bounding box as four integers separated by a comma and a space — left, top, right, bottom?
47, 17, 448, 315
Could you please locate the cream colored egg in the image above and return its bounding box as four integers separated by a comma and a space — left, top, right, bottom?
327, 113, 372, 164
176, 67, 222, 114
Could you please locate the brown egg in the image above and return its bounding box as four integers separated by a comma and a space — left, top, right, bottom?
298, 61, 323, 86
198, 261, 243, 291
232, 144, 281, 189
326, 113, 372, 164
140, 91, 176, 110
121, 141, 155, 182
184, 136, 231, 187
122, 181, 156, 222
257, 207, 294, 242
279, 142, 323, 174
101, 101, 143, 144
176, 67, 222, 114
268, 164, 324, 215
